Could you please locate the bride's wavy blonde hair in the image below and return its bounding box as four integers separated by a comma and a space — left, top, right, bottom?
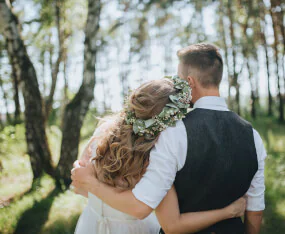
89, 78, 177, 190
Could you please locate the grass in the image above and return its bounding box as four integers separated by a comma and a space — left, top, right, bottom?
0, 123, 88, 234
0, 175, 86, 234
0, 125, 32, 206
0, 115, 284, 234
249, 117, 285, 234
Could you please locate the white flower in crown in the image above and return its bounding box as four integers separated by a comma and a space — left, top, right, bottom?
125, 75, 192, 139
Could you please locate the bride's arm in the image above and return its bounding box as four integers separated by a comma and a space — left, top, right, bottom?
155, 186, 246, 234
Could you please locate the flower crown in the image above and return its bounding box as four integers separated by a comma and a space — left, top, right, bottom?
125, 75, 192, 139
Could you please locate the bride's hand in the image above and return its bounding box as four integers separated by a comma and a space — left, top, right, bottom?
224, 197, 247, 218
73, 159, 86, 168
71, 162, 97, 192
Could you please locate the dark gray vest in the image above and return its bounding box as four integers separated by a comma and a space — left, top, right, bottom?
161, 109, 258, 234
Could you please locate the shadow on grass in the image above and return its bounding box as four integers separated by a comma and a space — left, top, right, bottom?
14, 188, 61, 234
41, 213, 80, 234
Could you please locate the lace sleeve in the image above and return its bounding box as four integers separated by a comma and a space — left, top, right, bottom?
79, 129, 100, 164
80, 120, 114, 164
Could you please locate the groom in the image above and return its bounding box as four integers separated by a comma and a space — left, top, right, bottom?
71, 43, 266, 234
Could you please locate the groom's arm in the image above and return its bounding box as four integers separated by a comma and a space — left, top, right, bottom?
244, 129, 267, 234
131, 121, 187, 210
244, 211, 263, 234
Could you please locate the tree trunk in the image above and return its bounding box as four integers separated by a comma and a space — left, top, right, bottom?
260, 22, 273, 115
56, 0, 102, 187
45, 0, 63, 119
39, 48, 47, 96
241, 0, 258, 118
0, 74, 11, 123
241, 40, 256, 119
227, 0, 240, 114
11, 58, 21, 123
259, 0, 273, 116
270, 5, 284, 122
0, 42, 11, 123
6, 38, 21, 124
61, 1, 69, 107
270, 0, 285, 85
0, 1, 54, 179
63, 53, 68, 104
246, 59, 256, 119
59, 52, 68, 129
218, 0, 232, 107
270, 2, 284, 122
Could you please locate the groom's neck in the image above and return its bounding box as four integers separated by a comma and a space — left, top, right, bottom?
192, 88, 220, 103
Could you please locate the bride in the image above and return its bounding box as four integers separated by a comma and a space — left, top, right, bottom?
72, 76, 246, 234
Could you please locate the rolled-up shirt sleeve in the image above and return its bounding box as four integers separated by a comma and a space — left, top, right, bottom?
132, 120, 187, 209
246, 129, 267, 211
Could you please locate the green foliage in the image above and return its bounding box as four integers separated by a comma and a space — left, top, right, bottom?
0, 124, 26, 158
249, 117, 285, 234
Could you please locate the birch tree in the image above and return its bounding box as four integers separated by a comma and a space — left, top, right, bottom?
0, 0, 54, 178
56, 0, 102, 187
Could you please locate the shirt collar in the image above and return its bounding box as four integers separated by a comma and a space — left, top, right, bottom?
193, 96, 229, 111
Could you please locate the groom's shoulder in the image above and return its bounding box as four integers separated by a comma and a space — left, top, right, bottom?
230, 111, 253, 128
183, 108, 204, 119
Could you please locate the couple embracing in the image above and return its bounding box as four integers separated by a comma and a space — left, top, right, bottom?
71, 43, 266, 234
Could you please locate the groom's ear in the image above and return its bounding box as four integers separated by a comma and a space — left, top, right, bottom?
187, 76, 196, 88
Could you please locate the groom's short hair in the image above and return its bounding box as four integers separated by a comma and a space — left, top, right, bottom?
177, 43, 223, 88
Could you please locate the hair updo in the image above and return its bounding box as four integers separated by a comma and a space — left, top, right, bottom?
89, 78, 177, 190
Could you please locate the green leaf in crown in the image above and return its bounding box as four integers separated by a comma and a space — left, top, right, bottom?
125, 75, 192, 139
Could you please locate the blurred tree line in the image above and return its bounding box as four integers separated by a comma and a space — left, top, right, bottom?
0, 0, 284, 188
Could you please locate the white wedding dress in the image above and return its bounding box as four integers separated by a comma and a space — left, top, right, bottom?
74, 192, 160, 234
74, 123, 160, 234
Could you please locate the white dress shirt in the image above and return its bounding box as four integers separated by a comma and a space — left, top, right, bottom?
132, 96, 267, 211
